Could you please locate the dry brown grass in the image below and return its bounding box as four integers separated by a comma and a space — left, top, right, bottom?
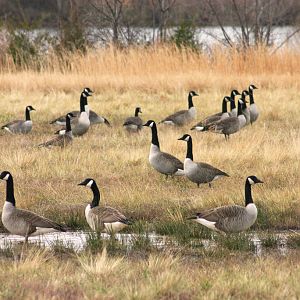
0, 248, 299, 299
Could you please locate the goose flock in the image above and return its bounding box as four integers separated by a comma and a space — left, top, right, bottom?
0, 85, 263, 243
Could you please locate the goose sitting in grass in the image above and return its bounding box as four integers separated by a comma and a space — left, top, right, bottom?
38, 113, 75, 148
188, 175, 263, 233
159, 91, 199, 126
1, 105, 35, 134
78, 178, 131, 234
123, 107, 143, 132
248, 84, 259, 125
178, 134, 229, 187
143, 120, 184, 178
0, 171, 66, 243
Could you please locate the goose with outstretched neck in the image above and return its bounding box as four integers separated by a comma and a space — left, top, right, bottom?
188, 176, 263, 233
143, 120, 184, 178
0, 171, 66, 243
178, 134, 229, 187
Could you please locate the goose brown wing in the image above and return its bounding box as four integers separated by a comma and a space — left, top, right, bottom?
1, 120, 23, 129
208, 117, 238, 131
160, 109, 187, 123
197, 205, 245, 222
196, 162, 229, 177
123, 116, 142, 126
16, 208, 66, 232
90, 206, 129, 224
160, 151, 184, 170
50, 111, 80, 124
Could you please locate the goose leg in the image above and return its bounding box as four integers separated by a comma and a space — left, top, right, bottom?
197, 183, 200, 188
209, 183, 212, 188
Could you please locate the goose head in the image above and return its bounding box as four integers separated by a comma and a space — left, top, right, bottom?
223, 96, 231, 102
249, 84, 258, 91
143, 120, 156, 128
82, 88, 93, 97
178, 134, 191, 142
231, 89, 241, 97
66, 112, 76, 119
247, 176, 264, 185
135, 107, 142, 114
26, 105, 36, 112
189, 91, 199, 97
78, 178, 96, 188
0, 171, 12, 181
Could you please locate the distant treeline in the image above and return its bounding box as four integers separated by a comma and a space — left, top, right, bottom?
0, 0, 299, 28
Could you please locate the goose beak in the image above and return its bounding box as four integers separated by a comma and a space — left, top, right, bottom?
187, 216, 197, 220
257, 179, 264, 184
194, 93, 199, 96
177, 136, 185, 140
142, 123, 148, 127
78, 181, 86, 186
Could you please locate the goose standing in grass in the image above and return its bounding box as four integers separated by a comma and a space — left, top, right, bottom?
55, 88, 91, 137
38, 113, 75, 148
203, 99, 246, 140
143, 120, 184, 177
1, 105, 35, 134
240, 90, 250, 125
159, 91, 199, 126
248, 84, 259, 125
178, 134, 229, 187
123, 107, 143, 132
0, 171, 66, 243
78, 178, 131, 233
188, 175, 263, 233
191, 96, 231, 131
50, 88, 111, 127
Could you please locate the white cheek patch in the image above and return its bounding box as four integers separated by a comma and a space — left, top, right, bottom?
3, 174, 10, 181
84, 88, 88, 93
238, 99, 243, 104
149, 122, 154, 128
87, 180, 94, 187
248, 178, 255, 185
184, 136, 190, 141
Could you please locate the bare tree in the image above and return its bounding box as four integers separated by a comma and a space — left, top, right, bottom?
206, 0, 300, 49
156, 0, 176, 42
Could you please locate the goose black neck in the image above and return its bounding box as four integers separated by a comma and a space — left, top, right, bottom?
230, 91, 237, 101
80, 95, 87, 113
90, 182, 100, 208
66, 116, 71, 132
5, 177, 16, 206
150, 123, 160, 148
186, 138, 193, 161
230, 100, 236, 111
237, 101, 243, 116
188, 94, 194, 109
222, 99, 228, 113
25, 109, 31, 121
245, 180, 253, 206
134, 108, 140, 117
249, 91, 255, 104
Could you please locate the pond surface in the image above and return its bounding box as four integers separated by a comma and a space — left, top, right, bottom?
0, 230, 298, 256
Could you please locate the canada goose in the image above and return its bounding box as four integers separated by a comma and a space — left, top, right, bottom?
38, 113, 75, 148
55, 88, 91, 136
178, 134, 229, 187
241, 90, 250, 125
248, 84, 259, 125
188, 175, 263, 233
191, 96, 231, 131
123, 107, 143, 132
78, 178, 131, 233
143, 120, 184, 177
50, 88, 110, 127
0, 171, 66, 243
203, 99, 246, 140
159, 91, 199, 126
1, 106, 35, 134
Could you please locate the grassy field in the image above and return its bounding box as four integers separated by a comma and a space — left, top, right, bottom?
0, 46, 299, 299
